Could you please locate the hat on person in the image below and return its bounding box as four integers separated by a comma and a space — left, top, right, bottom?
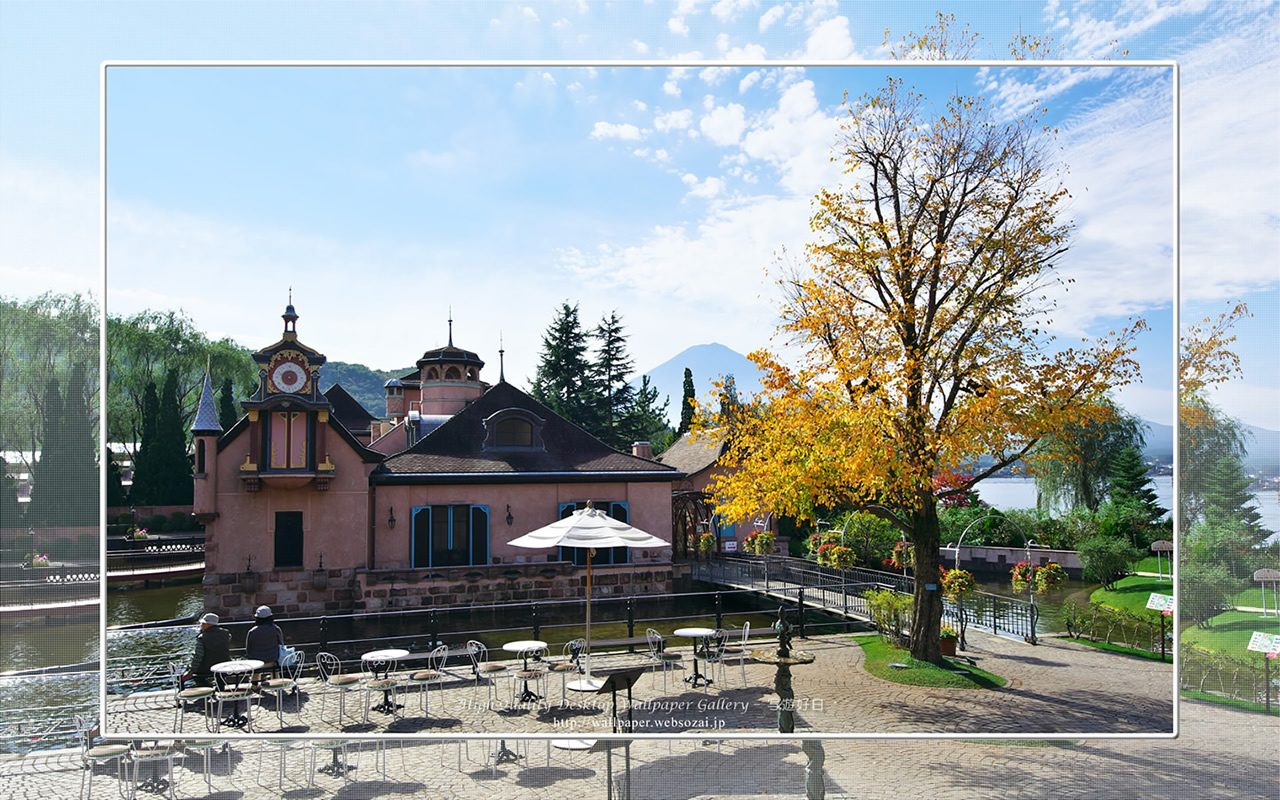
200, 612, 219, 625
254, 605, 273, 619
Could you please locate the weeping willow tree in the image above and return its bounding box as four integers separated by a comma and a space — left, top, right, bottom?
1033, 397, 1146, 513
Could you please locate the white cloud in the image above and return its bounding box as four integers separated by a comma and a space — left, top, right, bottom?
700, 103, 747, 145
663, 79, 682, 97
551, 18, 572, 31
654, 149, 671, 162
633, 99, 649, 112
522, 7, 539, 22
0, 160, 99, 301
740, 80, 843, 195
681, 173, 725, 198
668, 16, 690, 36
759, 5, 784, 32
802, 15, 855, 60
406, 149, 463, 170
633, 39, 650, 55
739, 70, 763, 93
654, 108, 694, 131
590, 121, 645, 141
711, 0, 757, 23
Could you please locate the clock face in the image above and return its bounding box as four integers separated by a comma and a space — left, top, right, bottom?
270, 359, 309, 394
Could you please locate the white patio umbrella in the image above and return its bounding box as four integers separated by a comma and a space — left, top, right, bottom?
508, 502, 668, 685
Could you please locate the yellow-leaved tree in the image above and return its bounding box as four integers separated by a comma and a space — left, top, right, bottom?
711, 76, 1146, 663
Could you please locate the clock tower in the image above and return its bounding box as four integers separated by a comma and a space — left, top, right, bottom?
238, 300, 335, 490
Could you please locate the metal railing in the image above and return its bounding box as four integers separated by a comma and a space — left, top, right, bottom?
694, 555, 1037, 643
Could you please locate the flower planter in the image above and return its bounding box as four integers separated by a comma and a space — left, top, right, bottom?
939, 637, 957, 657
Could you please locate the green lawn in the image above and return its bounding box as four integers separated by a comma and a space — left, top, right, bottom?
1180, 690, 1280, 717
1230, 586, 1280, 611
1133, 555, 1174, 576
1069, 636, 1169, 661
851, 634, 1007, 689
1090, 575, 1171, 615
1181, 609, 1280, 658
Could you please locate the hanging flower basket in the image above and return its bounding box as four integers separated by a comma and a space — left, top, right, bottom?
697, 531, 716, 555
889, 540, 914, 570
743, 530, 775, 556
941, 568, 977, 600
27, 553, 51, 568
817, 544, 855, 569
1034, 562, 1068, 593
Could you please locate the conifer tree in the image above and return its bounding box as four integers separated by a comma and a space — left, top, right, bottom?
218, 377, 239, 431
26, 377, 65, 525
1107, 447, 1166, 524
129, 380, 160, 504
153, 369, 193, 504
678, 368, 695, 435
531, 302, 594, 429
590, 311, 635, 450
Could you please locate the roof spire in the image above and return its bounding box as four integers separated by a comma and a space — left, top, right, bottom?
499, 332, 506, 383
448, 308, 453, 347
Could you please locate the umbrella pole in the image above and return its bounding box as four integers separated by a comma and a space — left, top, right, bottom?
584, 549, 593, 680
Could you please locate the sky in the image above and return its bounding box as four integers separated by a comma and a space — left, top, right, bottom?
1, 1, 1276, 436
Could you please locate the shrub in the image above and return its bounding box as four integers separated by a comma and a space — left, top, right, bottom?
866, 588, 913, 646
1078, 535, 1144, 590
146, 513, 168, 532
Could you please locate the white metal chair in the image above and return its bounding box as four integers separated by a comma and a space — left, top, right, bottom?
168, 662, 215, 734
128, 741, 177, 800
316, 652, 362, 727
263, 650, 304, 729
720, 621, 751, 687
646, 628, 684, 691
467, 640, 510, 707
75, 714, 129, 800
181, 739, 220, 795
255, 737, 296, 790
512, 644, 550, 708
549, 638, 585, 705
213, 663, 256, 733
694, 630, 729, 693
407, 644, 450, 716
307, 739, 357, 788
361, 653, 402, 722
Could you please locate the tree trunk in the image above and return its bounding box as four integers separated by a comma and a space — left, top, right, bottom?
908, 496, 943, 662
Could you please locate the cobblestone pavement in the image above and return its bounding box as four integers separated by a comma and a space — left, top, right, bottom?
104, 630, 1173, 738
1, 699, 1274, 799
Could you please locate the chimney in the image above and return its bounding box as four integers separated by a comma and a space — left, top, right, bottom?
631, 441, 653, 459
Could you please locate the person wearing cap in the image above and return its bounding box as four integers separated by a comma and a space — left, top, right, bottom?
180, 612, 232, 687
244, 604, 285, 690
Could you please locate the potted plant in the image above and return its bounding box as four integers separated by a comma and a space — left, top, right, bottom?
939, 624, 959, 657
889, 540, 914, 571
27, 552, 51, 568
131, 526, 149, 540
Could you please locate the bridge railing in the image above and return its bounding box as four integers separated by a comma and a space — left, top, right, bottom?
695, 555, 1037, 642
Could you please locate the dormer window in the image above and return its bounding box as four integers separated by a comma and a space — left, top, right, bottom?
483, 408, 546, 451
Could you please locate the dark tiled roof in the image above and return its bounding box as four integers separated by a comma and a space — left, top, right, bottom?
375, 382, 679, 481
324, 383, 377, 430
192, 373, 223, 436
656, 430, 728, 477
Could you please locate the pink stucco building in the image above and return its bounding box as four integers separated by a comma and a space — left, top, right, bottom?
192, 304, 679, 620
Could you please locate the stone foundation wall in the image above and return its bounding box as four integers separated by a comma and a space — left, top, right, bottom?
203, 561, 676, 620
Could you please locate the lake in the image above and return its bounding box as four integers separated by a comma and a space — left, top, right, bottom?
976, 475, 1280, 542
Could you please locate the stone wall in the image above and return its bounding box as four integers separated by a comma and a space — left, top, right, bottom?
203, 561, 676, 620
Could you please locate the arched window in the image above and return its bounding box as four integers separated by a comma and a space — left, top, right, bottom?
494, 417, 533, 447
466, 368, 478, 381
196, 439, 206, 474
426, 368, 439, 380
444, 367, 461, 380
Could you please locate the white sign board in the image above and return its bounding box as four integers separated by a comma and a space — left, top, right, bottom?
1246, 631, 1280, 655
724, 540, 737, 552
1145, 593, 1175, 612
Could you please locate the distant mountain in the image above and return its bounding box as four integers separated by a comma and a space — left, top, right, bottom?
1142, 420, 1174, 465
632, 343, 767, 426
318, 361, 412, 418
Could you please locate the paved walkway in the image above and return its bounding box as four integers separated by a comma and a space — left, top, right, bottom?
1, 699, 1274, 799
104, 630, 1173, 737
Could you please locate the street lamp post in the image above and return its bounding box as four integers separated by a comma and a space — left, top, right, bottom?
1024, 538, 1040, 645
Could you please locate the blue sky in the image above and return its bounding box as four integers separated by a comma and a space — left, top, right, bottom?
2, 1, 1276, 434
